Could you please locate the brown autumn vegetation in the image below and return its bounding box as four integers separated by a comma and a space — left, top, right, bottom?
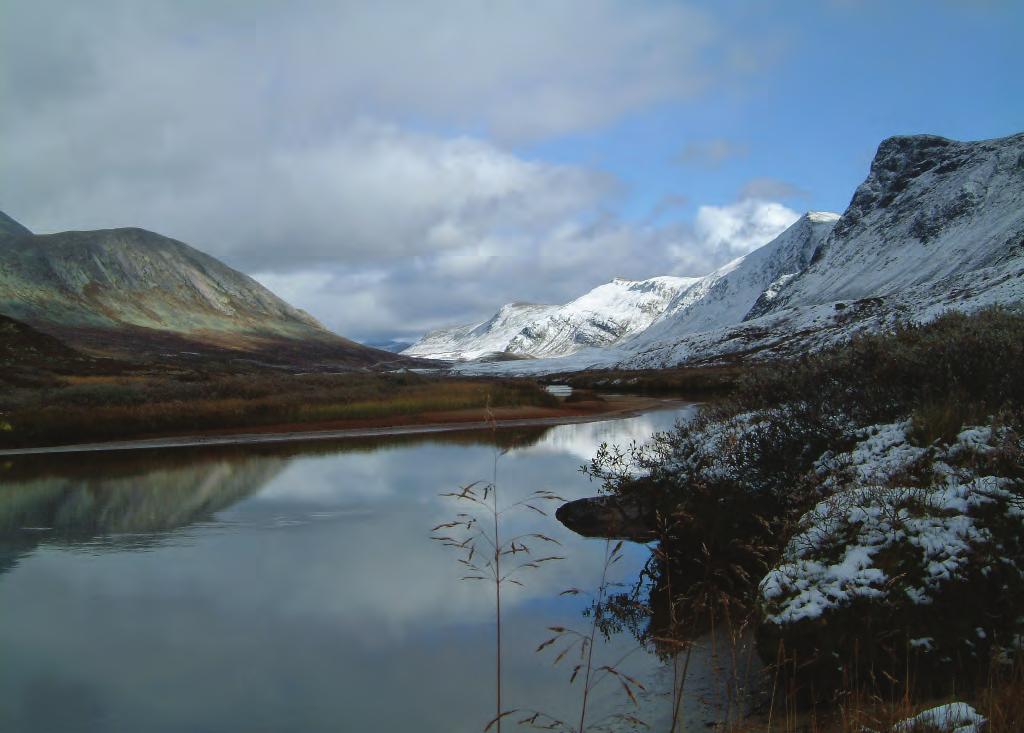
0, 370, 563, 448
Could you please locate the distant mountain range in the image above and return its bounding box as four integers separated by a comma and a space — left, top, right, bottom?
403, 276, 698, 361
409, 130, 1024, 373
4, 130, 1020, 376
0, 215, 403, 368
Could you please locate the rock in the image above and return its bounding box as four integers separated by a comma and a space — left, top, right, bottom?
555, 495, 658, 541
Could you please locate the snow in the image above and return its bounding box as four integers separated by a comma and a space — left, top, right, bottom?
892, 702, 986, 732
434, 132, 1024, 375
402, 276, 697, 361
623, 211, 839, 353
760, 420, 1024, 625
402, 302, 557, 360
767, 133, 1024, 311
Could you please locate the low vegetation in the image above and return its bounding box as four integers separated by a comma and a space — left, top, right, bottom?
549, 363, 744, 399
0, 370, 560, 448
585, 307, 1024, 727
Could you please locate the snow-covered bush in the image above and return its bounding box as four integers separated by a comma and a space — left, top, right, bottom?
758, 420, 1024, 695
583, 309, 1024, 696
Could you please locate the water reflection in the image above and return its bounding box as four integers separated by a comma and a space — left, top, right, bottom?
0, 406, 715, 732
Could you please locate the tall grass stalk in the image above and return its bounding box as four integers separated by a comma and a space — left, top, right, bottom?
530, 539, 649, 732
432, 404, 565, 732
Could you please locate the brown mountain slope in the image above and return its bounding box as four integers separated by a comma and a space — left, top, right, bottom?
0, 212, 407, 368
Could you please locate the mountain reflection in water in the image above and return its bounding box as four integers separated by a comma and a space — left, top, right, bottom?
0, 405, 752, 733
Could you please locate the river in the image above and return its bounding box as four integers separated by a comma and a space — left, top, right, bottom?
0, 401, 753, 732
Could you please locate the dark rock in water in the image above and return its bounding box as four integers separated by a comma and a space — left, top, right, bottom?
555, 495, 657, 542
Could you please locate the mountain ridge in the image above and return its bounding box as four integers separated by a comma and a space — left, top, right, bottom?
0, 213, 403, 368
441, 130, 1024, 375
402, 275, 698, 360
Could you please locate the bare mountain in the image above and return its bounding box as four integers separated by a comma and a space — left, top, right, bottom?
0, 213, 401, 367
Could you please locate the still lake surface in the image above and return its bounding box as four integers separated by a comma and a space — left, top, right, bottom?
0, 402, 748, 732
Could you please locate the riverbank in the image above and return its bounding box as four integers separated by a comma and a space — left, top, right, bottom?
568, 308, 1024, 728
0, 394, 685, 456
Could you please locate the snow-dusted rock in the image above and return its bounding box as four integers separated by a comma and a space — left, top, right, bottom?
402, 302, 557, 361
625, 211, 839, 352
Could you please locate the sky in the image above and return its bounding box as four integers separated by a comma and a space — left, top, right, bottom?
1, 0, 1021, 344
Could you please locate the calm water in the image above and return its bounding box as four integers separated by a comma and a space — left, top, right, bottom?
0, 403, 747, 732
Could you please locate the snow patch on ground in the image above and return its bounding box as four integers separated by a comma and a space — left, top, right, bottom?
892, 702, 986, 732
760, 421, 1024, 625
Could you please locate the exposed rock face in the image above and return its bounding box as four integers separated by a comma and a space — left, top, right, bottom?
0, 212, 400, 367
763, 132, 1024, 312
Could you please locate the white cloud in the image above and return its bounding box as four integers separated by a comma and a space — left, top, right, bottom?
254, 194, 800, 342
667, 199, 800, 275
0, 0, 795, 342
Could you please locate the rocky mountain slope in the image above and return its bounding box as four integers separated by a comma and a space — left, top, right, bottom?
623, 211, 840, 352
403, 276, 697, 361
618, 131, 1024, 368
447, 130, 1024, 375
0, 212, 401, 367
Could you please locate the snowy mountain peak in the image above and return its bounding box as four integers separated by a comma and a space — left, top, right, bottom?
616, 131, 1024, 369
764, 131, 1024, 312
622, 210, 840, 349
441, 131, 1023, 376
403, 275, 697, 361
806, 211, 841, 224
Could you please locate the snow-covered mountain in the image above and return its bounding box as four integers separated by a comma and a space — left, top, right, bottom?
403, 302, 557, 361
623, 211, 840, 352
403, 276, 697, 361
450, 130, 1024, 375
617, 131, 1024, 368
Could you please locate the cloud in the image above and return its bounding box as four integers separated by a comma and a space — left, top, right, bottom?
0, 0, 795, 342
667, 199, 800, 274
255, 195, 801, 342
675, 138, 749, 169
738, 177, 810, 201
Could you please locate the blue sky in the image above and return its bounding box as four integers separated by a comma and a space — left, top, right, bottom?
1, 0, 1020, 341
522, 0, 1024, 223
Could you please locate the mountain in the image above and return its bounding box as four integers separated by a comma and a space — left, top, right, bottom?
616, 132, 1024, 368
403, 276, 697, 361
506, 277, 701, 357
758, 133, 1024, 312
362, 338, 416, 354
0, 211, 32, 240
447, 130, 1023, 375
404, 302, 557, 360
623, 212, 840, 352
0, 213, 402, 367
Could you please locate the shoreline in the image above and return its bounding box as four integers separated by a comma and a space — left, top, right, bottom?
0, 395, 691, 457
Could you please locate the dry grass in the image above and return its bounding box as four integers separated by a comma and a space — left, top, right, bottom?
0, 373, 559, 448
